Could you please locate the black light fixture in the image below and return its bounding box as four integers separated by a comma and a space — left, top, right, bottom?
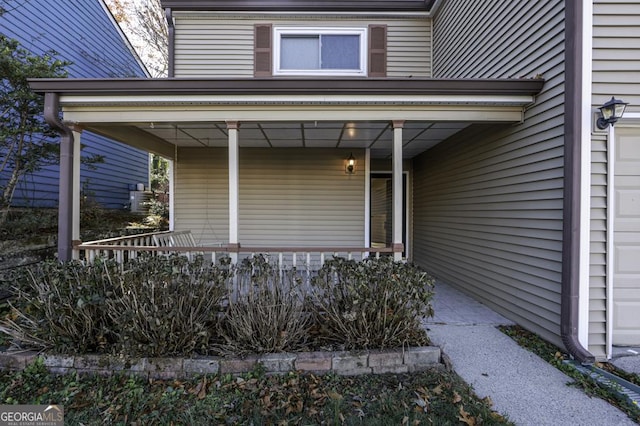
597, 97, 628, 129
345, 152, 356, 174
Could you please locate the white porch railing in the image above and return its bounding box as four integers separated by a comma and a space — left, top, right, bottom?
74, 231, 399, 267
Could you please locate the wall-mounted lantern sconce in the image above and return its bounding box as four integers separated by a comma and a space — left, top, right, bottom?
597, 97, 628, 129
345, 152, 356, 174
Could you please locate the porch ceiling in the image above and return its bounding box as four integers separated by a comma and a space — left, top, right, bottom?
134, 120, 470, 159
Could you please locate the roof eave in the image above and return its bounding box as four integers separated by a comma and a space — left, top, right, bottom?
29, 77, 545, 97
159, 0, 434, 13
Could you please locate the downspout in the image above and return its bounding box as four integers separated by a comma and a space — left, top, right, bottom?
44, 92, 74, 262
562, 0, 595, 364
165, 7, 175, 78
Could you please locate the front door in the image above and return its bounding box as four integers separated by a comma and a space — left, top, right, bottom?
370, 173, 406, 257
612, 128, 640, 346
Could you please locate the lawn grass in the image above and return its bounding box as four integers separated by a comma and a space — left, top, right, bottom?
0, 358, 512, 425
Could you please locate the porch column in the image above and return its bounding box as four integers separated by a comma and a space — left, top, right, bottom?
71, 126, 82, 260
392, 120, 404, 261
168, 158, 175, 231
57, 128, 75, 262
227, 121, 240, 261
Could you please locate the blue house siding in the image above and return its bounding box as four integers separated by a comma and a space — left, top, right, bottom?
0, 0, 149, 209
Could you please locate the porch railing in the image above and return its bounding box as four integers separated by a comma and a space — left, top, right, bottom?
74, 231, 398, 267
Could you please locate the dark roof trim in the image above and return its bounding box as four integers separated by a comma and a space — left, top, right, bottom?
29, 78, 544, 97
160, 0, 434, 12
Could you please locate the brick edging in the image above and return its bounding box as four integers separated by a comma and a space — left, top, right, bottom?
0, 346, 441, 379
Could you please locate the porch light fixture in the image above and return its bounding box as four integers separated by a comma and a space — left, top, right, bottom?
596, 97, 628, 129
345, 153, 356, 174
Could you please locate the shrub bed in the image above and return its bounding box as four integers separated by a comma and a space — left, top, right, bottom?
0, 255, 435, 358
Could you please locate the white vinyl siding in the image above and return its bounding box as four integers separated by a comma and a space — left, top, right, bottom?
174, 147, 365, 248
173, 13, 431, 78
589, 1, 640, 358
414, 0, 565, 347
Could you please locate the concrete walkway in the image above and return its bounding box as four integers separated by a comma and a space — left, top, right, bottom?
424, 281, 637, 426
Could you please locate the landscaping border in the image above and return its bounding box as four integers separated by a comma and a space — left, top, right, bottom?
0, 347, 442, 379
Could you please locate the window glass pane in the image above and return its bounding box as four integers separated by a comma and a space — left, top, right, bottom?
321, 35, 360, 69
280, 35, 319, 69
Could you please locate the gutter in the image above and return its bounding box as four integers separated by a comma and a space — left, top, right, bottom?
44, 93, 74, 262
28, 78, 545, 96
561, 0, 595, 363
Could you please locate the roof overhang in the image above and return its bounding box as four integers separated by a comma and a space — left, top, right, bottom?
160, 0, 436, 13
29, 77, 544, 160
30, 77, 544, 97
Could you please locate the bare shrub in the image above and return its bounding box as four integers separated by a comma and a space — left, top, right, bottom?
215, 255, 311, 355
308, 256, 435, 350
106, 255, 228, 357
0, 258, 119, 353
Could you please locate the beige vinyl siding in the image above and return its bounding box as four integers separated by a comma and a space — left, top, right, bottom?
593, 1, 640, 109
174, 147, 365, 248
239, 148, 365, 247
590, 1, 640, 359
173, 13, 431, 78
174, 148, 230, 245
589, 133, 609, 359
414, 0, 565, 347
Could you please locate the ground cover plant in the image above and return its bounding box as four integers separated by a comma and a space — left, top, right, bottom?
0, 358, 511, 425
499, 325, 640, 423
0, 254, 435, 357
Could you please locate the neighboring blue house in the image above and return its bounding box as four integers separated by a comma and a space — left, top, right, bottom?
0, 0, 149, 209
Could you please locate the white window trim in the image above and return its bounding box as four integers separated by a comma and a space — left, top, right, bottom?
273, 27, 367, 76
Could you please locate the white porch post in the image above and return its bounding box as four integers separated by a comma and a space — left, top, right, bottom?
168, 158, 175, 231
227, 121, 240, 262
392, 120, 404, 261
71, 127, 82, 260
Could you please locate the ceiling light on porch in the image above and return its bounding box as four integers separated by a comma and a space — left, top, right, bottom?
345, 122, 357, 138
345, 152, 356, 174
597, 97, 628, 129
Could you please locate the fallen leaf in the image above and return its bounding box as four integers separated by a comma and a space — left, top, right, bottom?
402, 415, 409, 425
452, 391, 462, 404
328, 390, 343, 401
483, 396, 493, 407
458, 406, 476, 426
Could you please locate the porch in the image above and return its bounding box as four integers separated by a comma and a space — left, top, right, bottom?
28, 78, 544, 263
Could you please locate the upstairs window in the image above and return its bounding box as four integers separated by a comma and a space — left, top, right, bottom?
254, 24, 386, 78
273, 28, 367, 76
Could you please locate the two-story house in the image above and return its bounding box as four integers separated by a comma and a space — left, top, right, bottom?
1, 0, 149, 209
30, 0, 640, 362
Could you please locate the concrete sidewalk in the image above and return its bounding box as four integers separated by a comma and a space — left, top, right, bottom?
424, 281, 637, 426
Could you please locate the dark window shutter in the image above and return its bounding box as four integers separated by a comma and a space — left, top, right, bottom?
254, 24, 272, 77
368, 25, 387, 77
